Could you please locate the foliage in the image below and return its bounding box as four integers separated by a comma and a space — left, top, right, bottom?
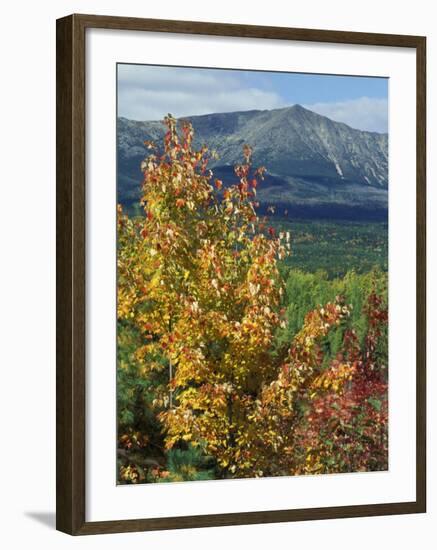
247, 292, 388, 476
275, 268, 388, 362
117, 116, 388, 483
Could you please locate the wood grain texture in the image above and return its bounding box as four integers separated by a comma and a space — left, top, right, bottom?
73, 13, 423, 47
56, 13, 427, 535
415, 36, 427, 514
56, 14, 86, 535
56, 15, 74, 534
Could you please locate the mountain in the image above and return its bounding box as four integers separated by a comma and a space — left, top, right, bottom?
117, 105, 388, 220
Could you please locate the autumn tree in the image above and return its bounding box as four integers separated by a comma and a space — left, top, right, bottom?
118, 115, 290, 477
246, 292, 388, 476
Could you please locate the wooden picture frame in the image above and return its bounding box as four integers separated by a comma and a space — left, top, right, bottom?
56, 13, 426, 535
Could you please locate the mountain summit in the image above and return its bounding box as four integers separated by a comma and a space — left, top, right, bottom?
117, 105, 388, 219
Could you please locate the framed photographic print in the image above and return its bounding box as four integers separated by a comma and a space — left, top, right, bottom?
56, 14, 426, 535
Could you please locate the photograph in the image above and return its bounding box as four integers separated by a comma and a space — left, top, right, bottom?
116, 64, 389, 485
0, 0, 431, 544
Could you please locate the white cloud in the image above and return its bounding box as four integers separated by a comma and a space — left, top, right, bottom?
303, 97, 388, 133
118, 66, 388, 133
118, 65, 239, 93
117, 65, 285, 121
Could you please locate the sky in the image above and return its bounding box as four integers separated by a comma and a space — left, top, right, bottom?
117, 64, 388, 133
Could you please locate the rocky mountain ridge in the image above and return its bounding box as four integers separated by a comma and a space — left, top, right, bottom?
117, 104, 388, 219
